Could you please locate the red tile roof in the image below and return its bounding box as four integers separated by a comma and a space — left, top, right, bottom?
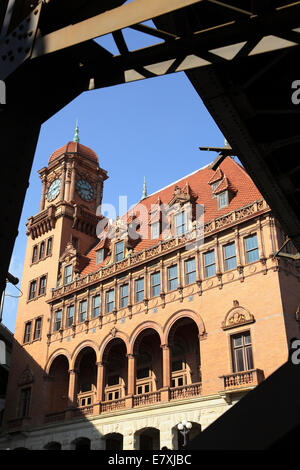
49, 141, 99, 164
81, 157, 262, 276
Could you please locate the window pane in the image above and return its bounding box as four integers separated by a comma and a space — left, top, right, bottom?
106, 290, 114, 312
204, 251, 216, 278
92, 295, 100, 317
218, 191, 228, 208
151, 222, 159, 240
235, 349, 245, 372
245, 234, 258, 251
67, 305, 74, 326
175, 212, 185, 236
185, 258, 196, 284
34, 319, 41, 339
136, 278, 144, 302
247, 248, 259, 263
79, 300, 87, 322
120, 284, 128, 308
246, 346, 254, 370
168, 265, 178, 290
115, 241, 124, 262
96, 248, 104, 265
151, 272, 160, 297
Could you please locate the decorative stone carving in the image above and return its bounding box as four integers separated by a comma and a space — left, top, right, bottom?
222, 303, 255, 330
18, 366, 34, 386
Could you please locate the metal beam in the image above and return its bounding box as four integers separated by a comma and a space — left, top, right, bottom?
31, 0, 203, 58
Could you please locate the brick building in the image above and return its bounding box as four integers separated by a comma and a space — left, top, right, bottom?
0, 130, 299, 450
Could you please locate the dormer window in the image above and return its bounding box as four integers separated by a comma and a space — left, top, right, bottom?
150, 221, 160, 240
96, 248, 104, 265
211, 181, 221, 194
115, 240, 124, 262
174, 212, 186, 237
217, 191, 229, 209
64, 264, 73, 285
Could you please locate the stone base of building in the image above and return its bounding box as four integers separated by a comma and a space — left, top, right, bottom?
0, 393, 244, 450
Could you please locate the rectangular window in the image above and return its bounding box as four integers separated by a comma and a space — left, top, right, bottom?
150, 222, 160, 240
79, 300, 87, 322
39, 241, 45, 259
54, 310, 62, 331
120, 284, 129, 308
244, 234, 259, 263
217, 191, 228, 209
33, 318, 41, 340
66, 305, 74, 327
46, 237, 53, 256
32, 245, 38, 263
19, 388, 31, 418
231, 331, 254, 372
174, 212, 186, 237
168, 265, 178, 291
64, 264, 72, 285
204, 250, 216, 278
24, 322, 31, 343
106, 289, 114, 313
38, 275, 47, 296
223, 242, 237, 271
29, 280, 37, 300
92, 295, 100, 318
96, 248, 104, 265
151, 272, 161, 297
135, 278, 144, 302
115, 240, 124, 262
185, 258, 196, 285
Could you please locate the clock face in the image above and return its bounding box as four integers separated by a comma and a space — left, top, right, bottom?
47, 178, 61, 201
76, 178, 94, 201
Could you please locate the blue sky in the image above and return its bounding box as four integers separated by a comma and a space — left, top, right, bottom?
1, 27, 224, 332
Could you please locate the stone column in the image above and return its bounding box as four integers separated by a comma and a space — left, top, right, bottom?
64, 164, 72, 201
161, 344, 170, 401
40, 176, 47, 211
66, 369, 78, 418
127, 354, 135, 407
96, 361, 105, 404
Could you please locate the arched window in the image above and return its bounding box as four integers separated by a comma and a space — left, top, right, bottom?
136, 350, 153, 395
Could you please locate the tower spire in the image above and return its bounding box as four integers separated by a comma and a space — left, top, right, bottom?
142, 176, 147, 199
73, 120, 80, 143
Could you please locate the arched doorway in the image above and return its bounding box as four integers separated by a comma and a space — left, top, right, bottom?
133, 329, 162, 396
102, 339, 127, 402
104, 433, 123, 450
44, 441, 62, 450
135, 427, 160, 450
47, 355, 69, 414
168, 318, 201, 389
75, 347, 97, 407
73, 437, 91, 450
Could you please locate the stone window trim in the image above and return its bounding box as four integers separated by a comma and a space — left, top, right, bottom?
229, 329, 254, 374
134, 276, 145, 304
27, 274, 48, 303
243, 232, 260, 265
23, 315, 44, 344
30, 236, 53, 266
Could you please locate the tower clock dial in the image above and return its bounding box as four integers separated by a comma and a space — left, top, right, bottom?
76, 178, 94, 201
47, 178, 61, 201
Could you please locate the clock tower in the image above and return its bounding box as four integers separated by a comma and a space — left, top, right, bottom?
27, 123, 108, 256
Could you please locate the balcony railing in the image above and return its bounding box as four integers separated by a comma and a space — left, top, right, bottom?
100, 398, 126, 413
170, 382, 202, 400
220, 369, 264, 390
133, 391, 161, 407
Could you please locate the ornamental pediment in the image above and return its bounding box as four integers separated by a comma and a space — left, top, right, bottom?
222, 302, 255, 330
59, 241, 77, 263
168, 184, 192, 207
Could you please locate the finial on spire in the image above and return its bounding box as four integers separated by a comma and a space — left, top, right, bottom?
142, 176, 147, 199
73, 120, 80, 143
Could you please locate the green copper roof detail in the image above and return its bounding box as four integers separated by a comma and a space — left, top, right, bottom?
73, 120, 80, 143
142, 176, 147, 199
